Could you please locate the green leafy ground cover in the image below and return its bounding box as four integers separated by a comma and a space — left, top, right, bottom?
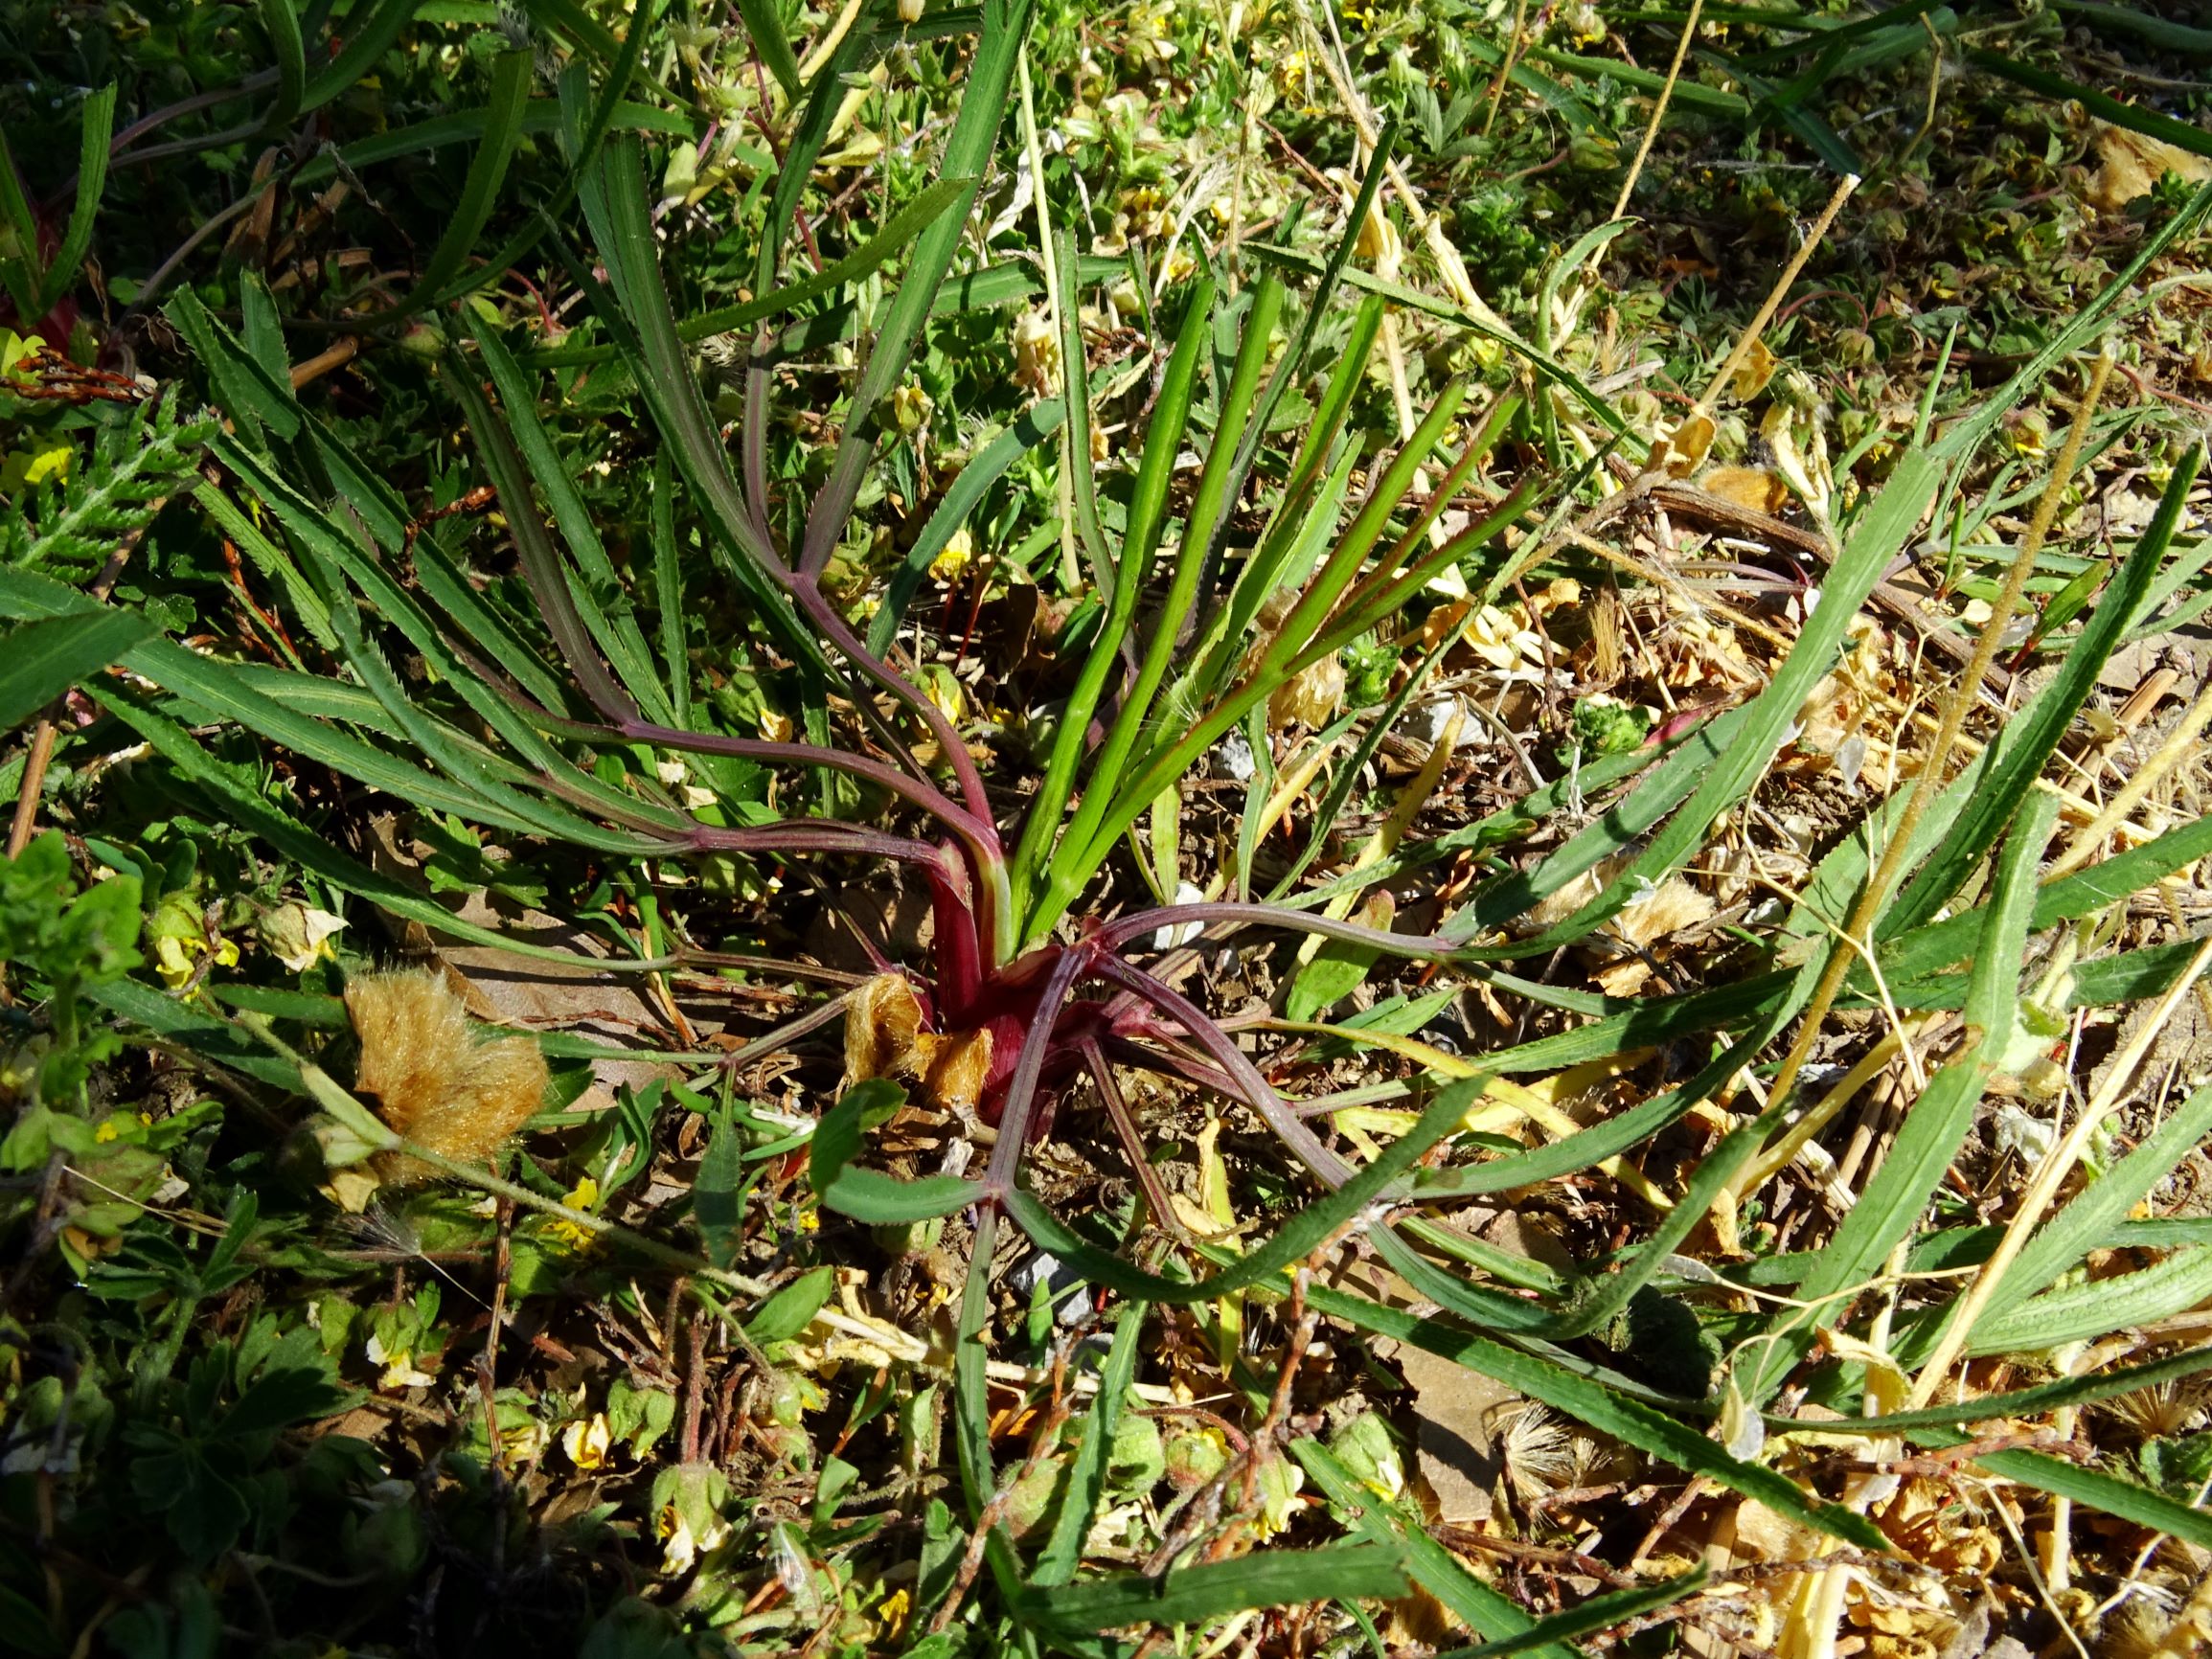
5, 1, 2212, 1654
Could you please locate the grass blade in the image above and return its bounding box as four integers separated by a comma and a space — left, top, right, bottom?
1786, 1343, 2212, 1436
1950, 1443, 2212, 1552
381, 49, 533, 319
1433, 1568, 1709, 1659
733, 0, 802, 101
1304, 1293, 1886, 1550
0, 611, 152, 729
1885, 447, 2197, 938
1962, 1249, 2212, 1357
798, 0, 1035, 575
257, 0, 306, 132
40, 84, 118, 313
868, 398, 1065, 655
1034, 1301, 1146, 1586
305, 0, 428, 111
1959, 1081, 2212, 1343
1009, 1544, 1409, 1635
1451, 451, 1942, 956
459, 310, 673, 723
1002, 1081, 1479, 1305
1296, 1441, 1586, 1659
1743, 792, 2055, 1404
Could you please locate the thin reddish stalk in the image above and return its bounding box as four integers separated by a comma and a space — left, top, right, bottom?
1099, 900, 1449, 959
682, 822, 946, 865
618, 722, 992, 846
1080, 1039, 1196, 1247
1089, 956, 1353, 1190
982, 947, 1092, 1195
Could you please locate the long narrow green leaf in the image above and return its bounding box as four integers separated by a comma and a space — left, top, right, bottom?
1885, 448, 2200, 938
296, 99, 695, 182
1009, 1544, 1409, 1635
419, 16, 665, 312
1034, 275, 1219, 913
40, 85, 118, 314
461, 312, 673, 723
1964, 1249, 2212, 1358
1783, 1342, 2212, 1436
0, 565, 563, 838
1449, 452, 1941, 958
734, 0, 802, 99
1433, 1569, 1708, 1659
1957, 1443, 2212, 1551
87, 978, 305, 1091
1874, 800, 2212, 988
305, 0, 428, 110
1744, 793, 2055, 1404
1415, 1012, 1795, 1199
167, 288, 302, 446
296, 534, 660, 854
649, 454, 691, 729
258, 0, 306, 131
382, 50, 533, 319
1295, 1442, 1585, 1659
798, 0, 1035, 571
205, 438, 684, 832
1034, 1303, 1146, 1587
1300, 1294, 1885, 1549
573, 141, 814, 655
1932, 180, 2212, 465
90, 687, 594, 966
1003, 1081, 1479, 1305
1457, 705, 1748, 936
1969, 49, 2212, 164
297, 420, 577, 712
1959, 1081, 2212, 1341
0, 611, 153, 729
2051, 0, 2212, 52
867, 398, 1065, 655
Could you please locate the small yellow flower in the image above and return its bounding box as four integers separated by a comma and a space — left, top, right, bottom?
561, 1412, 612, 1471
878, 1586, 913, 1640
891, 382, 934, 435
1011, 307, 1060, 397
929, 525, 974, 583
546, 1175, 602, 1251
363, 1334, 438, 1390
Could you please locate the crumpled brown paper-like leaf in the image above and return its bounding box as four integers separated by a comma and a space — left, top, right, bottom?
844, 972, 993, 1115
2087, 121, 2212, 214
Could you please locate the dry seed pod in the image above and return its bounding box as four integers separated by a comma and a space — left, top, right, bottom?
345, 968, 548, 1184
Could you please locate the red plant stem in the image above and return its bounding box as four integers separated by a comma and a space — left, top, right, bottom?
1097, 900, 1455, 960
1080, 1039, 1195, 1247
681, 822, 946, 865
1101, 1034, 1242, 1100
1089, 956, 1354, 1191
617, 723, 992, 847
983, 946, 1094, 1196
924, 851, 987, 1020
785, 565, 998, 839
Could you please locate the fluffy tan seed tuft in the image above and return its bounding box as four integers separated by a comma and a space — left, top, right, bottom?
345, 968, 548, 1183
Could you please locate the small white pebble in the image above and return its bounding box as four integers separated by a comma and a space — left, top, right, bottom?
1151, 881, 1207, 950
1210, 730, 1255, 782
